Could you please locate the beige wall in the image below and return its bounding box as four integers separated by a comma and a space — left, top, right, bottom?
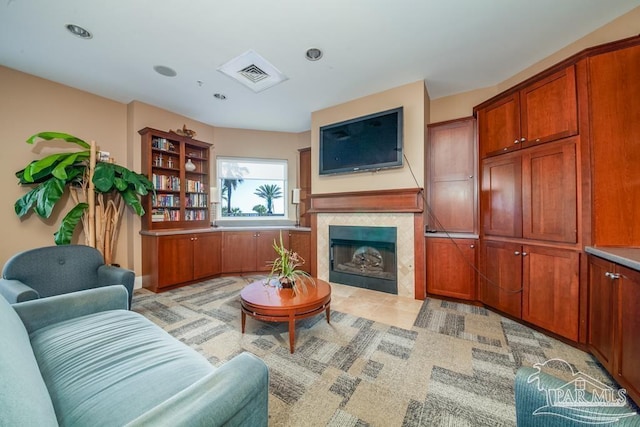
0, 66, 128, 269
430, 5, 640, 124
311, 80, 428, 194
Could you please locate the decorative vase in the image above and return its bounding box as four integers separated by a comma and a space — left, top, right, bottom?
185, 159, 196, 172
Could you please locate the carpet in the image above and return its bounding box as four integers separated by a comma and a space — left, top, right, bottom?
132, 276, 612, 426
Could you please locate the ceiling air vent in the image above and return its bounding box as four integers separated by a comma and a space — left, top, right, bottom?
217, 50, 288, 93
239, 64, 269, 83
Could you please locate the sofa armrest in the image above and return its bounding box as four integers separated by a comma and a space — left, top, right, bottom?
98, 264, 135, 308
126, 352, 269, 427
13, 285, 129, 334
0, 278, 39, 303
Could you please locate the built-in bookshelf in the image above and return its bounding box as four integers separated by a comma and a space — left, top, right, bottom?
139, 127, 212, 230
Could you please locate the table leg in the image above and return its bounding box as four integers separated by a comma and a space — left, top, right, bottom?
326, 304, 331, 323
241, 310, 246, 333
288, 315, 295, 354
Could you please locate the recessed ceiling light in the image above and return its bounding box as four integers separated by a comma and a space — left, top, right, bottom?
305, 48, 323, 61
66, 24, 92, 39
153, 65, 177, 77
213, 93, 227, 100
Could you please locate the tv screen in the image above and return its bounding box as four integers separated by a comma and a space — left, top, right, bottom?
319, 107, 403, 175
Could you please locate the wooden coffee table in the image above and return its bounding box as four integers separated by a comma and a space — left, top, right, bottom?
240, 278, 331, 353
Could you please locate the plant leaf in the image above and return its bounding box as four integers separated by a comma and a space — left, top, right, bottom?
14, 188, 39, 217
51, 152, 88, 180
93, 162, 116, 192
120, 187, 145, 216
35, 178, 67, 218
27, 132, 90, 149
54, 203, 88, 245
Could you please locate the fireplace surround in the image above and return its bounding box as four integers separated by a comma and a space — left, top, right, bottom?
329, 225, 397, 294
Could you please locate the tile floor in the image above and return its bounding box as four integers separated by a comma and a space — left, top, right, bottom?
328, 282, 424, 330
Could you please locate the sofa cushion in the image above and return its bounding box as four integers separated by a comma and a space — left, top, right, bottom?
30, 309, 215, 427
0, 296, 57, 426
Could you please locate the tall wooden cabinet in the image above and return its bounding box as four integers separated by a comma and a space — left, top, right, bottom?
425, 117, 477, 301
298, 148, 311, 228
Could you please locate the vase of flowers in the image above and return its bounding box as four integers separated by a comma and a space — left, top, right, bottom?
266, 232, 314, 295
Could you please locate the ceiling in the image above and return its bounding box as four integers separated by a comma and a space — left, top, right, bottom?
1, 1, 639, 133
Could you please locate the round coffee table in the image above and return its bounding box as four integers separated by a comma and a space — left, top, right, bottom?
240, 278, 331, 353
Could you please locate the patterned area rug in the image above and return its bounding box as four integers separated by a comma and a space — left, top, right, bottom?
132, 276, 613, 427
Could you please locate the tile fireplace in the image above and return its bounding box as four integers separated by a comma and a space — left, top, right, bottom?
329, 225, 397, 294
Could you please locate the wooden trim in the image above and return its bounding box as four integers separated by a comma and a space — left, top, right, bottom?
414, 212, 426, 300
309, 188, 424, 213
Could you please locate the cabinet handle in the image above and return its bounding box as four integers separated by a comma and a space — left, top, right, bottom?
521, 252, 528, 256
535, 138, 540, 142
514, 139, 520, 144
520, 137, 526, 142
605, 272, 621, 279
468, 175, 473, 179
193, 237, 198, 241
514, 251, 521, 256
470, 244, 475, 249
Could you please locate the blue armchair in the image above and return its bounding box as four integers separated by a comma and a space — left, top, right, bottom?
0, 245, 135, 308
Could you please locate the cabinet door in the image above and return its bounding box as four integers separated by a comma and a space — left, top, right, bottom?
481, 152, 522, 238
522, 246, 579, 340
299, 148, 311, 228
521, 139, 577, 243
616, 265, 640, 404
193, 233, 222, 279
222, 231, 256, 273
588, 255, 615, 371
427, 118, 476, 232
426, 238, 476, 300
478, 93, 520, 158
157, 234, 194, 288
479, 240, 522, 318
256, 230, 286, 272
289, 231, 311, 274
589, 45, 640, 246
520, 66, 578, 147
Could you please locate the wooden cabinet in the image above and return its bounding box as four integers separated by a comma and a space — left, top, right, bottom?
480, 241, 579, 340
221, 230, 285, 273
288, 230, 311, 274
479, 240, 522, 318
298, 148, 311, 228
139, 127, 212, 231
588, 255, 616, 370
426, 237, 476, 300
481, 138, 577, 243
426, 117, 476, 233
588, 255, 640, 405
142, 231, 221, 292
587, 44, 640, 246
478, 66, 577, 158
522, 246, 579, 341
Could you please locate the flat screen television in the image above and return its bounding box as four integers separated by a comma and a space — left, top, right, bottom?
319, 107, 403, 175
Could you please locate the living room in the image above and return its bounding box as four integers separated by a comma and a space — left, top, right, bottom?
2, 2, 640, 426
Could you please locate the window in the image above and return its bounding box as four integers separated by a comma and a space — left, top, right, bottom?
216, 157, 288, 218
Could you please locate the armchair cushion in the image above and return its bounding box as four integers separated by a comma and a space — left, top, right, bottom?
1, 245, 135, 307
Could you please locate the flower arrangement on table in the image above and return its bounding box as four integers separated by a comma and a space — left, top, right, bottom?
265, 232, 314, 295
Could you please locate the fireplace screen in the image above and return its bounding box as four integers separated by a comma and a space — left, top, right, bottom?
329, 225, 397, 294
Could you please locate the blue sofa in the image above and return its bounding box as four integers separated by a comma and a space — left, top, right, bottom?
0, 245, 136, 308
0, 285, 269, 426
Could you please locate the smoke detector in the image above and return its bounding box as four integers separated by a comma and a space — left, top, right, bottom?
217, 50, 288, 93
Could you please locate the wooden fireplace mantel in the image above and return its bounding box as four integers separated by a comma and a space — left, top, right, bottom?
309, 188, 424, 213
308, 187, 426, 300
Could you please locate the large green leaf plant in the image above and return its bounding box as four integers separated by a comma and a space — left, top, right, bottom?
15, 132, 153, 263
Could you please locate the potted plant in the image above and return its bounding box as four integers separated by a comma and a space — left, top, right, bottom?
266, 232, 314, 295
14, 131, 154, 265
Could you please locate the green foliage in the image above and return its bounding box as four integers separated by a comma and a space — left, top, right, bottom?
252, 204, 268, 215
266, 231, 314, 295
15, 131, 154, 245
254, 184, 282, 214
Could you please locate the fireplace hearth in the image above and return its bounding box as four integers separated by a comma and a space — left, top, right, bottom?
329, 225, 397, 294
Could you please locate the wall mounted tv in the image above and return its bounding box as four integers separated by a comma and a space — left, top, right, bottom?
319, 107, 403, 175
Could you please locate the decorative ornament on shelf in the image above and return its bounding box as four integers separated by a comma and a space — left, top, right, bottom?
265, 231, 314, 295
170, 124, 197, 138
185, 158, 196, 172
